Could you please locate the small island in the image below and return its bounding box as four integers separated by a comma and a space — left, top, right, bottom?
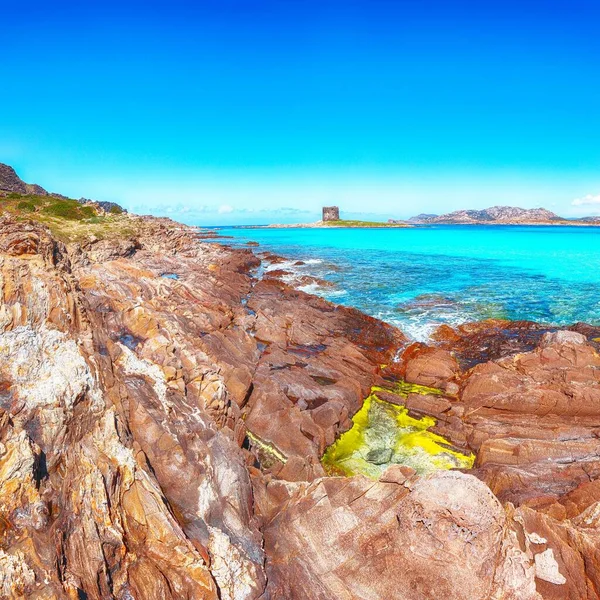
257, 219, 411, 228
248, 205, 412, 228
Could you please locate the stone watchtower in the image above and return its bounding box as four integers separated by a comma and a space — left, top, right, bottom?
322, 206, 340, 222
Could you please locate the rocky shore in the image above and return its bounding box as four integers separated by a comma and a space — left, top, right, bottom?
0, 208, 600, 599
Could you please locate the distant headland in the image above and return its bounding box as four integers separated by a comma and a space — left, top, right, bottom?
395, 205, 600, 226
0, 162, 127, 216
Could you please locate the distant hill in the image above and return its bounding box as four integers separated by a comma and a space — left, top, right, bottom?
408, 213, 438, 222
0, 163, 48, 196
0, 163, 126, 214
407, 206, 562, 225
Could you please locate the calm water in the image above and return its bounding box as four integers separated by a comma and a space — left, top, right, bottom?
214, 225, 600, 340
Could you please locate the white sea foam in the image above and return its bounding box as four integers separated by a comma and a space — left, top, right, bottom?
263, 256, 338, 299
323, 288, 347, 298
297, 282, 324, 294
385, 308, 475, 342
264, 259, 298, 272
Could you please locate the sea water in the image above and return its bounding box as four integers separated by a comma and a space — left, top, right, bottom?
213, 225, 600, 340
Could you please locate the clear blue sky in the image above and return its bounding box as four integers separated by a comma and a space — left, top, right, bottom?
2, 0, 600, 224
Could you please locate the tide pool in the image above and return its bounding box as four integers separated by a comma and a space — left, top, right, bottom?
214, 225, 600, 340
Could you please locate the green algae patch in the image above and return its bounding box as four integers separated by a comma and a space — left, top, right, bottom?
320, 219, 410, 228
322, 386, 474, 479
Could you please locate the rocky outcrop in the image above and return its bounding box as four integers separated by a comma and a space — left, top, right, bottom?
0, 163, 48, 196
462, 330, 600, 505
258, 468, 600, 600
78, 198, 127, 214
253, 325, 600, 599
243, 278, 406, 481
0, 218, 265, 598
1, 212, 600, 599
257, 471, 538, 600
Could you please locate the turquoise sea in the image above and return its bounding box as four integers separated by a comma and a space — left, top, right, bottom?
215, 225, 600, 340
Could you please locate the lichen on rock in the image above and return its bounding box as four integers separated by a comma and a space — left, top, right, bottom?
321, 383, 474, 478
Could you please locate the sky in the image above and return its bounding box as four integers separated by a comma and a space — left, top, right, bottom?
2, 0, 600, 224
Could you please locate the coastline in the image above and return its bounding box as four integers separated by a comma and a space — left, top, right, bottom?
242, 220, 600, 228
1, 211, 600, 597
239, 219, 412, 229
243, 239, 600, 345
214, 223, 600, 340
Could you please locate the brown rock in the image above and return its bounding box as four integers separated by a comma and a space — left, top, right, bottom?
0, 217, 266, 599
262, 472, 540, 600
400, 343, 459, 390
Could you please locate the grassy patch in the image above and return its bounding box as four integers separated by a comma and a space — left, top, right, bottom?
80, 205, 97, 218
322, 219, 409, 228
1, 192, 138, 242
17, 200, 37, 212
41, 198, 101, 221
42, 200, 83, 220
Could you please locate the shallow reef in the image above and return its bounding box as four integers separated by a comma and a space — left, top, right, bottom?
322, 381, 474, 478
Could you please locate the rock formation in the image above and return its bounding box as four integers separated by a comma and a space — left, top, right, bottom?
0, 163, 48, 196
0, 181, 600, 598
78, 198, 127, 214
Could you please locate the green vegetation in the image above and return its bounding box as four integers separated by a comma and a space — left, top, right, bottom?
17, 200, 37, 212
0, 192, 136, 242
321, 219, 409, 228
42, 199, 91, 220
80, 205, 97, 218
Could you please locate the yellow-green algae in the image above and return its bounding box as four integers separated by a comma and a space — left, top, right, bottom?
322, 382, 474, 479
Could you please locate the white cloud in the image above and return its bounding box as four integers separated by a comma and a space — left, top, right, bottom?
214, 205, 313, 215
571, 194, 600, 206
277, 207, 312, 215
